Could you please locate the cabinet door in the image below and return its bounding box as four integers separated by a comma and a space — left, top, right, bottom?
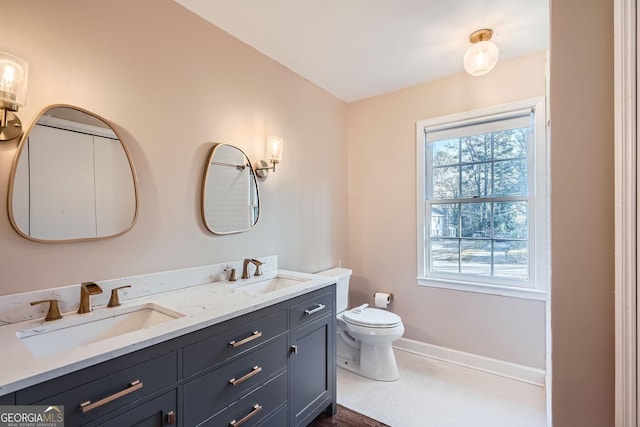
289, 315, 335, 427
93, 389, 176, 427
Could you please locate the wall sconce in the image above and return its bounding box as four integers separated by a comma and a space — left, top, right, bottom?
463, 29, 499, 76
254, 136, 283, 179
0, 52, 28, 141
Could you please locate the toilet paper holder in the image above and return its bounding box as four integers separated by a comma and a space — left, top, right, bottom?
373, 292, 394, 300
373, 292, 394, 308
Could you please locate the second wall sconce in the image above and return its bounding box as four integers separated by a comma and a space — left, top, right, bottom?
255, 136, 283, 179
463, 29, 499, 77
0, 52, 28, 141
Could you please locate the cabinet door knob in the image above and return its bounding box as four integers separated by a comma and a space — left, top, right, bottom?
290, 345, 298, 354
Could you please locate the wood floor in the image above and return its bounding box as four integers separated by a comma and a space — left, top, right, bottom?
308, 404, 390, 427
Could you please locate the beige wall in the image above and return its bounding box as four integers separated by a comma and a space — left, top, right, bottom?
550, 0, 615, 425
346, 51, 548, 369
0, 0, 348, 295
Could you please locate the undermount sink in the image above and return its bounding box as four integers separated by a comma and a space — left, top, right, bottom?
17, 303, 184, 357
235, 275, 310, 294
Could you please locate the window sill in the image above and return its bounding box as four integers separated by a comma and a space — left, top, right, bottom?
417, 277, 547, 301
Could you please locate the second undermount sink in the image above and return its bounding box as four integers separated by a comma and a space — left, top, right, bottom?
17, 303, 184, 358
235, 275, 310, 295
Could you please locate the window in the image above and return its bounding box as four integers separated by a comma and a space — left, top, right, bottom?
416, 98, 547, 299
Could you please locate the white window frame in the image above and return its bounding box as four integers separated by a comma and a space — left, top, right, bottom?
416, 97, 548, 300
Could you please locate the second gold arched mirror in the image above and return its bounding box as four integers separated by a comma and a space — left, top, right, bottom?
202, 143, 260, 234
8, 104, 139, 242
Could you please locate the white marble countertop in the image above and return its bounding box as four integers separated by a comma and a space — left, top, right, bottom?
0, 266, 336, 396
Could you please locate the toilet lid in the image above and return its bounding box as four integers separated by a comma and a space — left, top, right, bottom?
342, 307, 402, 328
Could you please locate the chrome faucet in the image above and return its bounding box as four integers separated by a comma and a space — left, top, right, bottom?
242, 259, 263, 279
78, 282, 103, 314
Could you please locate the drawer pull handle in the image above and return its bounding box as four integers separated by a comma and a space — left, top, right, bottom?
304, 303, 326, 316
229, 365, 262, 386
229, 404, 262, 427
228, 331, 262, 348
79, 380, 143, 413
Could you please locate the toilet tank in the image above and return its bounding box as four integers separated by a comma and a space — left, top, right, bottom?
317, 267, 352, 313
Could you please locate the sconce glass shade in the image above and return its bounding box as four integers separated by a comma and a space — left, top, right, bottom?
255, 136, 284, 179
463, 40, 499, 77
0, 52, 28, 110
267, 136, 283, 163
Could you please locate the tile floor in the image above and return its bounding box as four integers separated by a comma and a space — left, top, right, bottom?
336, 349, 546, 427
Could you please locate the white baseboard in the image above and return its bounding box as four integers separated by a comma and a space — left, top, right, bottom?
393, 337, 546, 387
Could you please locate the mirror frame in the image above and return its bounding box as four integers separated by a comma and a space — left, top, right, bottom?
201, 143, 260, 235
7, 104, 140, 243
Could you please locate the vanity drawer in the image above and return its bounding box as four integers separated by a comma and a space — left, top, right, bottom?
24, 351, 177, 426
183, 309, 287, 378
197, 371, 287, 427
183, 335, 288, 426
290, 289, 334, 329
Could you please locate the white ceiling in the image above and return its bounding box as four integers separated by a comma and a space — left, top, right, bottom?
174, 0, 549, 103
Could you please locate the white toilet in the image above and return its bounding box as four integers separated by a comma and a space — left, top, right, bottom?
318, 267, 404, 381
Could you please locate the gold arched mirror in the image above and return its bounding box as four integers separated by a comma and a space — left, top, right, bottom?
8, 105, 139, 242
202, 143, 260, 234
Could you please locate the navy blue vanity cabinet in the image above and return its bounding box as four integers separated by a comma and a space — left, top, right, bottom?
289, 288, 337, 427
180, 285, 336, 427
9, 283, 336, 427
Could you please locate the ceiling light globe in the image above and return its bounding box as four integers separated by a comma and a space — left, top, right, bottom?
463, 40, 500, 76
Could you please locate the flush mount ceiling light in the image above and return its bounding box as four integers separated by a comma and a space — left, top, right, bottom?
254, 136, 283, 179
463, 29, 500, 77
0, 52, 28, 141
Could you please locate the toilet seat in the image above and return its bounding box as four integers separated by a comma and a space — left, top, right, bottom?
342, 307, 402, 328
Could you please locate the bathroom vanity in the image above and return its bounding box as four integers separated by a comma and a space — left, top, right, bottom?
0, 258, 336, 427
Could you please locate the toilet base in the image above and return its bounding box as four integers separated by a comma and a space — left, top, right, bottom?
337, 335, 400, 382
337, 353, 361, 376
